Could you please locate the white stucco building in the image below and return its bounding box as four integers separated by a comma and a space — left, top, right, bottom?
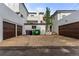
0, 3, 28, 41
51, 10, 76, 34
24, 11, 46, 35
58, 10, 79, 38
4, 3, 29, 35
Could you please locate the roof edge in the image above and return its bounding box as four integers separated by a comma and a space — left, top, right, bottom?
51, 10, 77, 17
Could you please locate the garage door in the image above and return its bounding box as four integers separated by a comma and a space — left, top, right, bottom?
59, 22, 79, 39
3, 21, 15, 40
17, 25, 22, 36
26, 30, 32, 35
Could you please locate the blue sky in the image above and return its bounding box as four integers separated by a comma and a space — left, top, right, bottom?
24, 3, 79, 14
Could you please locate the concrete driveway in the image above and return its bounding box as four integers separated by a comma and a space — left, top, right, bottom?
0, 35, 79, 56
0, 35, 79, 46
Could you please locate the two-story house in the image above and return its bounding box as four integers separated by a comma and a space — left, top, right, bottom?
24, 11, 46, 35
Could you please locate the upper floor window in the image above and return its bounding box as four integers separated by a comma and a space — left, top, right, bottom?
29, 12, 37, 14
40, 21, 43, 23
30, 15, 34, 17
16, 12, 20, 15
39, 12, 44, 15
20, 14, 24, 18
27, 21, 38, 24
32, 26, 36, 29
16, 12, 24, 18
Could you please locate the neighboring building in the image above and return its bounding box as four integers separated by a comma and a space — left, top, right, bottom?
27, 12, 45, 23
4, 3, 29, 35
24, 11, 46, 35
0, 3, 25, 41
51, 10, 76, 34
58, 10, 79, 39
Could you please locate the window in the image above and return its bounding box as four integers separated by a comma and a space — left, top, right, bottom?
40, 21, 43, 23
29, 12, 37, 14
50, 26, 52, 32
39, 12, 44, 15
30, 15, 34, 16
21, 14, 23, 18
16, 12, 20, 14
32, 26, 36, 29
16, 12, 24, 18
27, 21, 38, 24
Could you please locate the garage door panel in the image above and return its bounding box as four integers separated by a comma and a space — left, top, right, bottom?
3, 21, 15, 40
59, 22, 79, 39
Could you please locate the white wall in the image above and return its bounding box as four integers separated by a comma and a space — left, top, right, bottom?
23, 25, 32, 35
27, 17, 43, 23
19, 4, 29, 35
27, 12, 45, 23
19, 4, 28, 22
58, 13, 72, 20
4, 3, 28, 24
27, 16, 45, 23
37, 25, 46, 34
52, 14, 59, 34
0, 4, 24, 25
27, 16, 39, 21
4, 3, 19, 12
25, 25, 32, 30
59, 10, 79, 26
23, 25, 46, 35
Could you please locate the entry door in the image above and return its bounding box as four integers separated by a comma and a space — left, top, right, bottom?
3, 21, 15, 40
17, 25, 22, 36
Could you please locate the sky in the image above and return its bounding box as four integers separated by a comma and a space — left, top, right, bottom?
24, 3, 79, 14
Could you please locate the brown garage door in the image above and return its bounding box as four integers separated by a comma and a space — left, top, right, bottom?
17, 25, 22, 36
3, 21, 15, 40
59, 22, 79, 39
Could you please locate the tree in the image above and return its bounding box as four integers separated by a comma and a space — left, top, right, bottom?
44, 7, 52, 32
